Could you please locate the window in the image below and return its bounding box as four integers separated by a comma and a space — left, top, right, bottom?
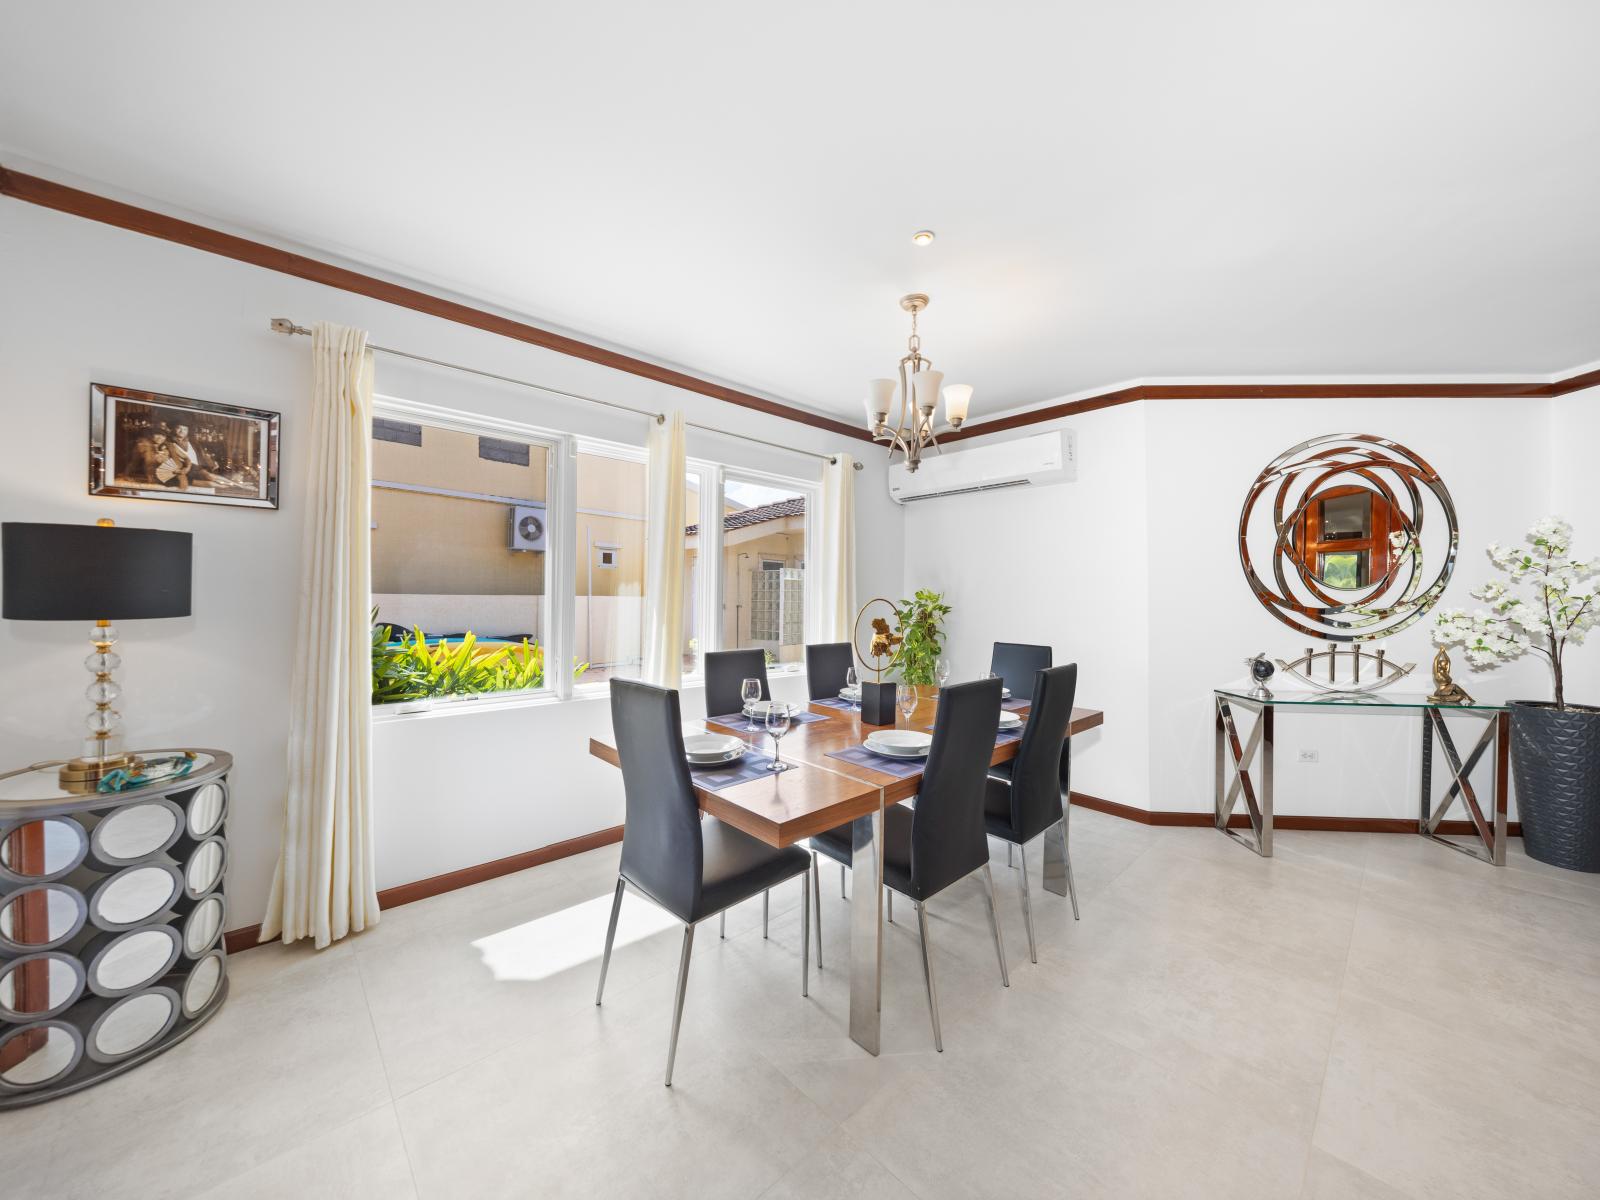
720, 475, 809, 667
595, 544, 620, 569
370, 416, 555, 704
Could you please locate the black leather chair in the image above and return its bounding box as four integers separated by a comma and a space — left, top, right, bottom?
596, 680, 812, 1085
805, 642, 854, 700
990, 641, 1052, 695
704, 648, 769, 718
985, 664, 1080, 962
810, 677, 1009, 1050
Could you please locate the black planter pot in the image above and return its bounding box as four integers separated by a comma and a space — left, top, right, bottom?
1510, 701, 1600, 873
860, 680, 897, 726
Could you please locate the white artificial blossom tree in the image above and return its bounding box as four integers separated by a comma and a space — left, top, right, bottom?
1432, 516, 1597, 711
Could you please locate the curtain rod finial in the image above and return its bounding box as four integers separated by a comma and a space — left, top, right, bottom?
656, 413, 666, 424
270, 318, 311, 336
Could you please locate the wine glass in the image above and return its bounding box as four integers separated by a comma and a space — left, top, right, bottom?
741, 677, 762, 730
935, 657, 951, 695
766, 702, 792, 771
844, 666, 859, 709
896, 683, 918, 725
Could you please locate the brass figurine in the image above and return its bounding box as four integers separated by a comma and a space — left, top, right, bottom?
1427, 647, 1473, 705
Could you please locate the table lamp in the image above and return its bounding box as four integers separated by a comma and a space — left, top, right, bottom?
2, 519, 193, 792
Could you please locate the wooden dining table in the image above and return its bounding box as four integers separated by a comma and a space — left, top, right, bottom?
589, 685, 1104, 1056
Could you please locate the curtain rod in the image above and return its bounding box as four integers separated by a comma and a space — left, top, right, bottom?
269, 319, 862, 470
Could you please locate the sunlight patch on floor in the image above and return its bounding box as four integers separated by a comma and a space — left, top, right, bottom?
471, 889, 678, 982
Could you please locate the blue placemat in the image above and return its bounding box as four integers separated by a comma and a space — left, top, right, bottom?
824, 743, 927, 779
708, 707, 828, 727
812, 696, 858, 712
1002, 697, 1029, 712
995, 726, 1022, 746
688, 752, 784, 791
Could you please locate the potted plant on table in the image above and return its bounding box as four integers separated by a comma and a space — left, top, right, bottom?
890, 589, 952, 687
1432, 517, 1600, 871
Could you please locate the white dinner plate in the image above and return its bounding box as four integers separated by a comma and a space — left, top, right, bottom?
742, 699, 787, 719
1001, 688, 1012, 699
685, 733, 745, 763
839, 687, 861, 701
865, 730, 932, 758
998, 712, 1023, 730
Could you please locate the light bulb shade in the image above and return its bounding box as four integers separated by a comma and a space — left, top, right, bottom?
2, 523, 192, 622
912, 370, 944, 414
942, 383, 973, 425
865, 378, 895, 426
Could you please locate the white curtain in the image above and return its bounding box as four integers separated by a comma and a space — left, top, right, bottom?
642, 411, 687, 687
816, 453, 857, 642
261, 322, 380, 948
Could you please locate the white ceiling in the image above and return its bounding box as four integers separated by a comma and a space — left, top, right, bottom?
4, 2, 1598, 424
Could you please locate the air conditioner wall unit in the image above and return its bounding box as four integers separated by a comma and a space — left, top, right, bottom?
509, 502, 548, 551
887, 429, 1076, 503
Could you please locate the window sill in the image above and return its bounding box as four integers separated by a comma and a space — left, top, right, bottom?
370, 690, 563, 723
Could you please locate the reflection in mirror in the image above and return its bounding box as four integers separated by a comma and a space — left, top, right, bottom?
184, 895, 224, 956
92, 991, 176, 1060
186, 841, 225, 897
0, 954, 84, 1020
186, 783, 226, 838
93, 867, 178, 929
0, 886, 84, 948
0, 1023, 78, 1087
1292, 487, 1395, 591
1, 819, 86, 879
95, 803, 179, 863
92, 929, 180, 994
182, 953, 224, 1017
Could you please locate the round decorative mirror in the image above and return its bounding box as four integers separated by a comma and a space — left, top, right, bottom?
1, 818, 88, 882
87, 927, 182, 996
0, 885, 87, 951
88, 864, 182, 931
1239, 433, 1458, 640
183, 894, 225, 957
185, 782, 227, 838
0, 953, 86, 1021
184, 839, 226, 899
182, 952, 225, 1018
87, 989, 178, 1062
0, 1022, 82, 1089
91, 801, 182, 866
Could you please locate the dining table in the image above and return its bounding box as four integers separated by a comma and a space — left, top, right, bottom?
588, 683, 1105, 1056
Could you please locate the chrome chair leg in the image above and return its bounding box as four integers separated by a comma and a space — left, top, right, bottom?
811, 851, 823, 969
1017, 842, 1038, 964
664, 923, 695, 1087
800, 871, 810, 997
595, 877, 624, 1005
980, 864, 1010, 987
719, 911, 725, 938
887, 890, 893, 924
915, 900, 943, 1052
840, 863, 846, 898
763, 890, 769, 939
1064, 829, 1081, 921
1007, 842, 1014, 869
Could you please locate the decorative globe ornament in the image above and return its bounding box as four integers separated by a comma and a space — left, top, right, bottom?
1245, 653, 1275, 700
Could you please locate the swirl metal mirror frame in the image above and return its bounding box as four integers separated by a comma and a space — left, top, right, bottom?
1239, 433, 1458, 641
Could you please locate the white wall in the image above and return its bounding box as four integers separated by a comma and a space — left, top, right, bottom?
0, 198, 903, 933
1550, 383, 1600, 706
907, 393, 1579, 820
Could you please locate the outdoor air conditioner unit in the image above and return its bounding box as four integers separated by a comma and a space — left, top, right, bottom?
887, 429, 1076, 503
509, 502, 547, 552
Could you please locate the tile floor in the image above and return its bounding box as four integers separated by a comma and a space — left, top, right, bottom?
9, 810, 1600, 1199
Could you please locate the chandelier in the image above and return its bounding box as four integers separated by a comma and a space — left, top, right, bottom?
863, 293, 972, 472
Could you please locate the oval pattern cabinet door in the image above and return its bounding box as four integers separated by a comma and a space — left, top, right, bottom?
0, 750, 233, 1107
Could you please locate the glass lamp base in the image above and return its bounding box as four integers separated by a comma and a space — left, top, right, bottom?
59, 750, 142, 794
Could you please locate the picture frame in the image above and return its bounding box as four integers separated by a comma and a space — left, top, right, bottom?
89, 383, 280, 510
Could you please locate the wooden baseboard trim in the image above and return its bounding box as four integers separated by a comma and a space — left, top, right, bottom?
1069, 792, 1521, 837
222, 824, 624, 955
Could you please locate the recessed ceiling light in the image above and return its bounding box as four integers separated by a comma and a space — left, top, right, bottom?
911, 230, 935, 246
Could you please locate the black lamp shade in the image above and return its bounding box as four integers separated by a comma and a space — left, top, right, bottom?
2, 522, 192, 621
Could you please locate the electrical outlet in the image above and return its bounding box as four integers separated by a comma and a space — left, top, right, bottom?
1298, 749, 1320, 763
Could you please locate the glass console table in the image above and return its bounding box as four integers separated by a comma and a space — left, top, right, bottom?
1213, 689, 1510, 865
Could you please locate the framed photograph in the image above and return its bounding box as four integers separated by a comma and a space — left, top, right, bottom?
89, 384, 280, 509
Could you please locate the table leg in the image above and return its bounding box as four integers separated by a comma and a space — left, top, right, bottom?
1216, 696, 1273, 857
848, 798, 885, 1055
1260, 705, 1274, 857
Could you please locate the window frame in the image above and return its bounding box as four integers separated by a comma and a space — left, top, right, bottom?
369, 395, 563, 716
719, 465, 820, 676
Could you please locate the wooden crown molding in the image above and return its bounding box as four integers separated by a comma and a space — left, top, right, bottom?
4, 163, 1594, 448
0, 165, 870, 444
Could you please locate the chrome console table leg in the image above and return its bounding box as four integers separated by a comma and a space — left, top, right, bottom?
1215, 695, 1273, 857
848, 798, 885, 1055
1419, 708, 1508, 866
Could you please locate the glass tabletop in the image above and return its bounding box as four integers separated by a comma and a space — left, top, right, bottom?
1214, 686, 1507, 712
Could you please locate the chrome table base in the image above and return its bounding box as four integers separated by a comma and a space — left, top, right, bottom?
848, 802, 886, 1056
1420, 709, 1510, 866
1215, 695, 1274, 856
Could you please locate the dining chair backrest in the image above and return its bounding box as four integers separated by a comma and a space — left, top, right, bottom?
990, 641, 1052, 696
704, 648, 769, 718
611, 680, 702, 923
805, 642, 854, 700
910, 676, 1004, 899
1006, 663, 1079, 841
